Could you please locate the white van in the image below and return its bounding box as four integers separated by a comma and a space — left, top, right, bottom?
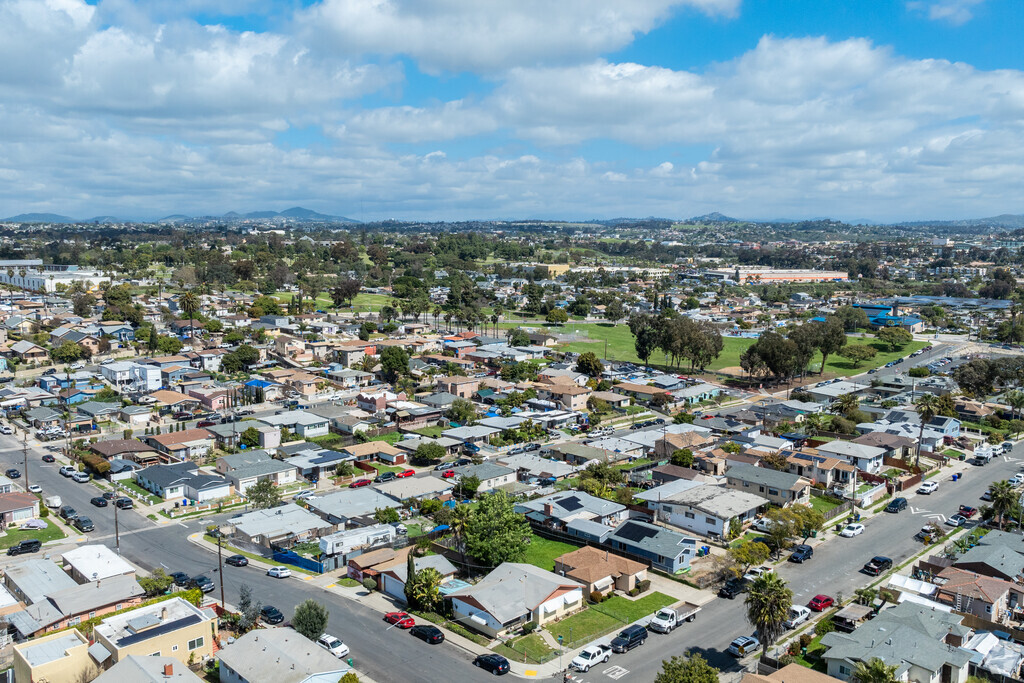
44, 495, 62, 509
784, 605, 811, 629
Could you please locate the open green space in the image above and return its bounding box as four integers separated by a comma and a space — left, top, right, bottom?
337, 577, 360, 587
361, 432, 403, 445
557, 322, 926, 376
522, 534, 579, 571
413, 425, 446, 438
367, 462, 405, 475
0, 519, 66, 549
808, 494, 843, 515
491, 634, 556, 664
794, 632, 828, 671
544, 608, 620, 648
121, 481, 162, 506
591, 592, 675, 623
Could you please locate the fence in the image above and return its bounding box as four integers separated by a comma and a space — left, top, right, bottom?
272, 548, 325, 574
821, 500, 854, 522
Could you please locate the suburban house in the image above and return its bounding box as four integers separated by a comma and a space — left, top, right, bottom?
447, 563, 585, 638
851, 432, 916, 460
94, 656, 205, 683
451, 462, 516, 492
611, 382, 670, 404
62, 545, 136, 583
340, 440, 407, 465
933, 566, 1022, 621
813, 440, 886, 474
379, 554, 459, 604
227, 503, 335, 549
0, 492, 40, 526
640, 482, 768, 539
724, 463, 812, 507
516, 491, 627, 529
10, 573, 145, 637
10, 340, 47, 362
605, 519, 698, 574
216, 628, 350, 683
135, 462, 233, 502
819, 602, 973, 683
434, 376, 480, 399
13, 630, 95, 683
146, 428, 216, 460
256, 411, 330, 439
216, 451, 297, 493
91, 597, 216, 667
536, 383, 591, 411
552, 546, 648, 597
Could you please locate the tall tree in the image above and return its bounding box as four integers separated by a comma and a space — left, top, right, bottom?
744, 572, 793, 650
464, 491, 531, 567
291, 599, 329, 642
654, 652, 720, 683
575, 352, 605, 378
246, 479, 281, 509
817, 317, 848, 373
990, 480, 1017, 530
914, 393, 940, 467
179, 291, 200, 341
852, 657, 899, 683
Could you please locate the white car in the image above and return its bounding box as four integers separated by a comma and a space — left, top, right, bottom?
751, 518, 775, 533
267, 566, 292, 579
743, 566, 771, 582
27, 484, 42, 494
917, 481, 939, 495
1011, 474, 1024, 486
946, 514, 968, 527
317, 634, 350, 658
69, 362, 85, 370
839, 523, 865, 537
0, 426, 13, 435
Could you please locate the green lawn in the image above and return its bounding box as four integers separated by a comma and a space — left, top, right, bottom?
121, 481, 162, 506
545, 608, 621, 648
361, 432, 403, 445
522, 534, 579, 571
492, 634, 555, 664
558, 322, 926, 376
414, 425, 446, 438
809, 494, 843, 515
368, 462, 405, 474
591, 592, 675, 623
0, 519, 66, 549
337, 577, 360, 587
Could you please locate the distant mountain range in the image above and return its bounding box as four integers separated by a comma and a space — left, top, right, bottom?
3, 207, 360, 224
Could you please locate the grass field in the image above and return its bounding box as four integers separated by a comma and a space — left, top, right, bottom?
591, 592, 676, 623
809, 494, 843, 515
557, 323, 926, 377
545, 608, 620, 648
0, 519, 66, 549
414, 425, 446, 438
522, 534, 579, 571
272, 291, 392, 312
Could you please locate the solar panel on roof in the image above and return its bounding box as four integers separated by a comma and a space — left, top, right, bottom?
615, 521, 659, 543
560, 496, 583, 512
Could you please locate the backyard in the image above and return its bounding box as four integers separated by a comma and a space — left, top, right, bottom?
0, 519, 66, 549
413, 425, 447, 438
522, 534, 578, 571
808, 494, 844, 515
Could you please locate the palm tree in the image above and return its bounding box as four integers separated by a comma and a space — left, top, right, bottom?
1006, 390, 1024, 421
449, 504, 472, 569
990, 480, 1016, 530
853, 657, 899, 683
744, 572, 792, 650
179, 291, 200, 342
803, 413, 823, 436
914, 393, 940, 467
831, 393, 859, 417
432, 306, 442, 330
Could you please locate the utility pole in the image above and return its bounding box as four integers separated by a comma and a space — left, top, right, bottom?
217, 532, 225, 610
113, 500, 120, 555
22, 431, 28, 491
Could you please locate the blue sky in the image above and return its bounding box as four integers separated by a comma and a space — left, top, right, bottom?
1, 0, 1022, 222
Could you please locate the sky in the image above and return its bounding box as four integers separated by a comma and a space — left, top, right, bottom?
2, 0, 1023, 222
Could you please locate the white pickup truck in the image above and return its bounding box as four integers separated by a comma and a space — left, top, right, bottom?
647, 601, 701, 634
570, 644, 612, 672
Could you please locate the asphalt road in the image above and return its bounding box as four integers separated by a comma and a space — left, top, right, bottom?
0, 433, 488, 683
578, 445, 1024, 683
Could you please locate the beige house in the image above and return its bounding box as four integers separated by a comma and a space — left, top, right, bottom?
435, 375, 480, 399
553, 546, 648, 597
13, 629, 98, 683
92, 597, 217, 667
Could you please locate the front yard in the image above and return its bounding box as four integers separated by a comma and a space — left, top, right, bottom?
808, 494, 843, 515
0, 519, 66, 549
492, 633, 555, 664
591, 592, 675, 623
367, 462, 405, 475
522, 534, 578, 571
119, 481, 162, 506
545, 608, 621, 649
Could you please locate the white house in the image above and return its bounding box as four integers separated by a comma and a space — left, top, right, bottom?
814, 440, 886, 474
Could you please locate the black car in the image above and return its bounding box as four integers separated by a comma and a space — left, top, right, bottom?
719, 577, 749, 599
41, 454, 55, 463
102, 491, 118, 500
7, 539, 41, 556
169, 572, 190, 587
454, 458, 472, 467
5, 469, 19, 479
73, 516, 95, 532
886, 497, 908, 513
90, 496, 108, 508
611, 624, 648, 653
789, 544, 814, 563
59, 506, 78, 521
863, 556, 893, 576
375, 471, 397, 483
115, 497, 134, 510
191, 575, 216, 593
225, 555, 248, 567
473, 654, 510, 675
260, 605, 284, 625
410, 625, 445, 644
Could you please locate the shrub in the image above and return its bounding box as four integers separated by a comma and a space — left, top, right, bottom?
629, 588, 639, 597
799, 633, 814, 649
590, 591, 604, 604
39, 506, 49, 518
522, 621, 537, 634
814, 617, 835, 636
636, 579, 651, 593
361, 577, 377, 592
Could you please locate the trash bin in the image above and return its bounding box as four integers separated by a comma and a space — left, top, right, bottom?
835, 523, 843, 532
854, 513, 861, 522
810, 530, 817, 538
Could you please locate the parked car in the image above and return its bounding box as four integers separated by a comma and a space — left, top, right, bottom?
41, 454, 55, 463
349, 479, 371, 488
102, 491, 118, 500
266, 566, 291, 579
397, 469, 415, 478
789, 544, 814, 563
784, 605, 812, 629
473, 654, 510, 675
0, 425, 13, 435
375, 471, 397, 483
958, 505, 978, 518
7, 539, 41, 556
917, 481, 939, 495
115, 497, 133, 509
191, 575, 216, 593
1002, 442, 1014, 453
90, 496, 108, 508
73, 516, 95, 532
72, 472, 90, 483
58, 465, 75, 477
862, 556, 893, 576
751, 517, 776, 533
58, 505, 78, 521
946, 514, 969, 527
27, 484, 41, 494
441, 470, 456, 479
610, 624, 648, 653
225, 555, 248, 567
718, 577, 749, 599
839, 523, 865, 537
570, 644, 612, 672
384, 611, 415, 629
808, 595, 834, 611
260, 605, 284, 625
169, 572, 190, 586
410, 625, 445, 644
4, 468, 19, 479
196, 420, 217, 428
317, 634, 350, 658
886, 497, 908, 513
727, 635, 761, 657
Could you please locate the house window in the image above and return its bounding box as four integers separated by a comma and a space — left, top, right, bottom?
705, 517, 716, 525
684, 512, 695, 519
150, 652, 161, 657
768, 489, 779, 497
69, 616, 81, 626
89, 611, 96, 619
172, 645, 179, 652
986, 604, 993, 613
188, 637, 204, 650
759, 486, 764, 492
839, 665, 851, 676
116, 604, 122, 610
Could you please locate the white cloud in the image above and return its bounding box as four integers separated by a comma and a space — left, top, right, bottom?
907, 0, 986, 25
298, 0, 740, 73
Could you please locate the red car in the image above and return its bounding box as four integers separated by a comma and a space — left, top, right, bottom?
350, 479, 371, 488
397, 469, 415, 478
808, 595, 834, 612
384, 611, 415, 629
196, 420, 217, 428
441, 470, 455, 479
41, 454, 55, 463
958, 505, 978, 519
